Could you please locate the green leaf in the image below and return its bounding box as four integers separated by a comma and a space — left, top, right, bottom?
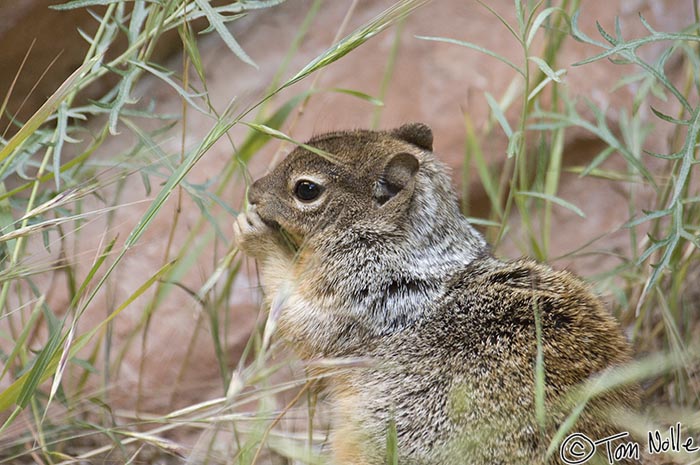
596, 19, 617, 46
669, 106, 700, 206
416, 36, 525, 77
625, 209, 672, 228
123, 110, 238, 249
477, 0, 521, 44
527, 68, 566, 101
638, 13, 657, 35
50, 0, 125, 9
237, 93, 310, 163
130, 60, 209, 115
637, 236, 669, 264
570, 10, 606, 47
0, 183, 15, 254
285, 0, 428, 90
533, 298, 545, 429
0, 296, 44, 383
527, 56, 564, 83
329, 88, 384, 107
579, 146, 615, 178
385, 418, 399, 465
52, 102, 73, 189
526, 7, 564, 47
464, 217, 502, 228
506, 130, 522, 158
0, 258, 173, 416
516, 191, 586, 218
0, 125, 110, 202
108, 65, 139, 134
0, 57, 98, 169
194, 0, 257, 68
464, 114, 503, 219
485, 92, 513, 138
241, 123, 336, 161
545, 401, 589, 458
15, 322, 64, 408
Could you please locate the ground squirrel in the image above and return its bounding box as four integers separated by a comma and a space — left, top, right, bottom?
233, 123, 642, 464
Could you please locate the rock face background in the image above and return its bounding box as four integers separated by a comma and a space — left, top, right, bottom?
0, 0, 695, 458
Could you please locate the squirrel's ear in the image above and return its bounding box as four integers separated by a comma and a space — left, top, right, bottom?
391, 123, 433, 151
375, 152, 420, 205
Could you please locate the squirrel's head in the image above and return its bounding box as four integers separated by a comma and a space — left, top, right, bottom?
247, 123, 436, 247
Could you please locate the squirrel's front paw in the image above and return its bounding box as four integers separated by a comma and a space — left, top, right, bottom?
233, 206, 278, 258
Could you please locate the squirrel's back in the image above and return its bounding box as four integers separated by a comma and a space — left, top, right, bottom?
329, 257, 639, 464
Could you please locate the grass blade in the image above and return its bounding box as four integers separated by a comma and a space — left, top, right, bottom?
416, 36, 525, 77
516, 191, 586, 218
193, 0, 257, 68
284, 0, 429, 90
0, 57, 98, 168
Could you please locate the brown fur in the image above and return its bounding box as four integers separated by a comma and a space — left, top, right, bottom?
233, 123, 642, 464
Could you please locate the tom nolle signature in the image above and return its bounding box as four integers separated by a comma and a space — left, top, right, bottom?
559, 423, 699, 464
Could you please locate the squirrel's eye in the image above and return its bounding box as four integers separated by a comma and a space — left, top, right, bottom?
294, 179, 323, 202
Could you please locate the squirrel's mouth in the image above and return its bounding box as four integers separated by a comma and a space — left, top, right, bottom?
265, 217, 300, 253
261, 216, 281, 230
253, 207, 301, 253
254, 207, 281, 230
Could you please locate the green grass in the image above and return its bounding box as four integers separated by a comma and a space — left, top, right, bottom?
0, 0, 698, 463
